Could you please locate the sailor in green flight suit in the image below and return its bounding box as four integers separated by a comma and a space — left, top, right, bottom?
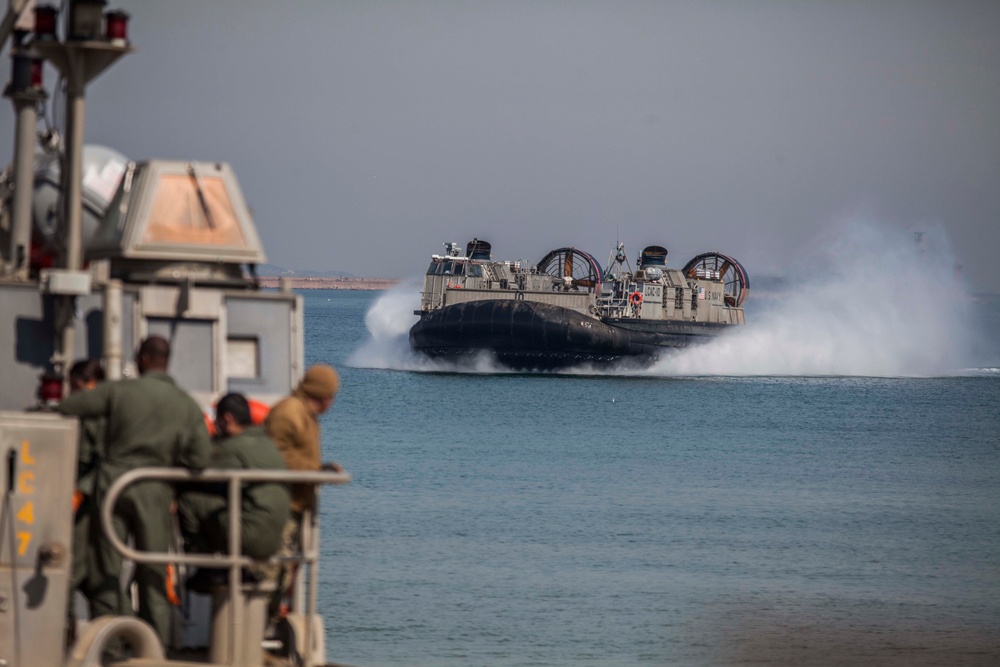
178, 392, 291, 566
66, 359, 119, 635
59, 336, 212, 647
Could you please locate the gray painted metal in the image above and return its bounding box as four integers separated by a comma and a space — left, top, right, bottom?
416, 241, 747, 326
30, 147, 129, 260
0, 282, 302, 411
89, 161, 266, 266
0, 284, 61, 410
226, 295, 301, 400
66, 616, 165, 667
5, 85, 43, 281
0, 411, 79, 667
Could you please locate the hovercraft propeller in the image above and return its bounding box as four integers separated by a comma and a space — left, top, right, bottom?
537, 247, 602, 292
682, 252, 750, 307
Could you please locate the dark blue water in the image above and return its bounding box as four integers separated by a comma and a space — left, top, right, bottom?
304, 289, 1000, 666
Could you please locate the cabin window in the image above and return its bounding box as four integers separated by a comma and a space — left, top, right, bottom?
143, 174, 247, 247
466, 264, 482, 278
432, 260, 465, 276
226, 337, 260, 379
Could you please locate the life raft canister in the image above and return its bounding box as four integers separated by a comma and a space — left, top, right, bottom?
629, 291, 643, 305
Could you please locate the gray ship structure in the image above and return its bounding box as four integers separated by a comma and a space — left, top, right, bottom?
410, 239, 749, 369
1, 3, 349, 666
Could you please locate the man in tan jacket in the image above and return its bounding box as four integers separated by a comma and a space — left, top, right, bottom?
265, 363, 343, 511
264, 364, 342, 618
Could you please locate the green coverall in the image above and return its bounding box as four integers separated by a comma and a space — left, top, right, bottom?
60, 370, 212, 646
70, 415, 120, 620
178, 426, 291, 560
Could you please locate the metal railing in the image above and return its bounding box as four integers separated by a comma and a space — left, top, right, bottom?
100, 467, 351, 667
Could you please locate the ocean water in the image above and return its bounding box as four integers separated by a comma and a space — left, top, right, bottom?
304, 227, 1000, 666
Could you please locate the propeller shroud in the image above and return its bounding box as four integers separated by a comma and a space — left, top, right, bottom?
536, 247, 602, 292
682, 252, 750, 307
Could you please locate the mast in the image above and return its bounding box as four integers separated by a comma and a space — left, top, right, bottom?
5, 0, 131, 385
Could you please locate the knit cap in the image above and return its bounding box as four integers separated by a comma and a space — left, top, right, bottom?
299, 364, 340, 399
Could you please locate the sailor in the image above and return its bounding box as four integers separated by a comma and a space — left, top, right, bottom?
66, 359, 117, 632
59, 336, 212, 646
264, 364, 343, 614
178, 392, 290, 575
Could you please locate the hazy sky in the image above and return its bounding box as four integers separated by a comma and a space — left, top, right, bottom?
4, 1, 999, 290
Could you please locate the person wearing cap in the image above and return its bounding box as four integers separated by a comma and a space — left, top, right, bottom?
264, 364, 342, 620
265, 363, 343, 512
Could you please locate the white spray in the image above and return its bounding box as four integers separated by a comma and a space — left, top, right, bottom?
347, 279, 513, 373
648, 220, 978, 377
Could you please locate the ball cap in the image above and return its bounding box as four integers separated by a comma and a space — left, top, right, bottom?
299, 364, 340, 400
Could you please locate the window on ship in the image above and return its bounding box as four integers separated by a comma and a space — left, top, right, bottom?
430, 260, 463, 276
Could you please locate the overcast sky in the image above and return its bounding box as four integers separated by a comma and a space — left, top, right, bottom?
4, 1, 999, 291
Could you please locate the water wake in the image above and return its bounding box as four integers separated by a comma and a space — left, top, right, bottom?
347, 280, 516, 373
351, 221, 989, 377
647, 221, 980, 377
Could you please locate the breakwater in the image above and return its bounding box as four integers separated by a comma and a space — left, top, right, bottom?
257, 276, 399, 291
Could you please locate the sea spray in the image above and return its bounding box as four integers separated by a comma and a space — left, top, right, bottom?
647, 220, 977, 377
348, 280, 521, 373
347, 279, 424, 369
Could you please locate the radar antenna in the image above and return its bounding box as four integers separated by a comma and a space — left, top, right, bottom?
604, 242, 632, 281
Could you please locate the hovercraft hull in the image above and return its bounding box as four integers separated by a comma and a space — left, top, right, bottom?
409, 300, 727, 370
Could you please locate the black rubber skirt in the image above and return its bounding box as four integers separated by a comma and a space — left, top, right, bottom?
410, 300, 687, 370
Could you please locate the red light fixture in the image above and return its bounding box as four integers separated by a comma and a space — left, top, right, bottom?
10, 54, 44, 91
105, 9, 129, 45
37, 372, 64, 406
34, 4, 59, 40
30, 58, 43, 88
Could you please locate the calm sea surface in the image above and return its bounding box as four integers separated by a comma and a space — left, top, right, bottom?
303, 289, 1000, 667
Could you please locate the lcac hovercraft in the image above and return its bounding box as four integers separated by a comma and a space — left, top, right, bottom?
410, 239, 749, 370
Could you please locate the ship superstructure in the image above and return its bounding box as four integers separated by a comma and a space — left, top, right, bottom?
0, 3, 350, 666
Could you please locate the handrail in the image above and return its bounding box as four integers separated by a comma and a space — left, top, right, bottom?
101, 467, 349, 567
100, 466, 350, 667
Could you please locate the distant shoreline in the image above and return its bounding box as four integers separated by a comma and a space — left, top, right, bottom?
257, 276, 400, 291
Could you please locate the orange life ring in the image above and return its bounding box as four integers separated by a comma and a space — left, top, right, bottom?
629, 291, 643, 305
